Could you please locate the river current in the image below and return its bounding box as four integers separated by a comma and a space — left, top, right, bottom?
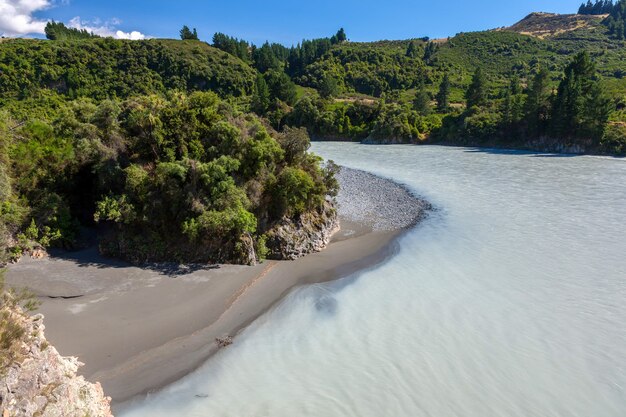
121, 144, 626, 417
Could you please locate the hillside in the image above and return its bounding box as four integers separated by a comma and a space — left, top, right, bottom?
0, 38, 256, 102
505, 12, 607, 38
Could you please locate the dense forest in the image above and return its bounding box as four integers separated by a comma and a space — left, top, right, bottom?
1, 3, 626, 262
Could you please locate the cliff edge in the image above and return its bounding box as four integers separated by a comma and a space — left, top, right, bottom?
0, 300, 113, 417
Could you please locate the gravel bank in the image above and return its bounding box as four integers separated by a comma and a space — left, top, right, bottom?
336, 167, 431, 231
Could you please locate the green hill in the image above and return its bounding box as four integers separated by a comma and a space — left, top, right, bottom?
0, 38, 256, 102
283, 10, 626, 152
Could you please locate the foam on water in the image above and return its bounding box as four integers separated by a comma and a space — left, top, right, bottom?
120, 144, 626, 417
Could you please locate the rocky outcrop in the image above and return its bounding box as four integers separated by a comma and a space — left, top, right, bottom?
265, 201, 339, 260
0, 307, 113, 417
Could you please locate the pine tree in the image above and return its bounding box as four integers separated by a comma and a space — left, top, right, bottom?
502, 79, 524, 128
551, 51, 611, 141
336, 28, 347, 43
44, 21, 98, 40
436, 74, 451, 112
252, 73, 270, 114
180, 25, 198, 40
465, 68, 487, 108
524, 68, 551, 137
413, 80, 431, 115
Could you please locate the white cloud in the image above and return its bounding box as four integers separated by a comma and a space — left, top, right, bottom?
0, 0, 148, 39
0, 0, 52, 36
115, 30, 146, 40
68, 16, 147, 40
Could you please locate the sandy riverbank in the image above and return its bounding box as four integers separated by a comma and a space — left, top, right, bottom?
5, 167, 429, 406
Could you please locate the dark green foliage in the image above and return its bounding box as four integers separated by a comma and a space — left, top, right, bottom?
0, 91, 334, 264
296, 41, 427, 97
465, 68, 488, 108
413, 82, 431, 116
335, 28, 347, 43
524, 68, 552, 136
436, 74, 451, 113
435, 52, 615, 150
253, 42, 285, 73
252, 74, 271, 114
604, 0, 626, 38
406, 41, 419, 58
180, 25, 199, 40
0, 38, 256, 100
212, 32, 251, 62
264, 70, 298, 105
600, 123, 626, 154
45, 21, 99, 40
579, 0, 615, 14
423, 42, 438, 64
319, 74, 341, 98
551, 51, 612, 141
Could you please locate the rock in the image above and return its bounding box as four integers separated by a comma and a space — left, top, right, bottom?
215, 336, 234, 348
0, 305, 113, 417
265, 201, 339, 260
30, 248, 47, 260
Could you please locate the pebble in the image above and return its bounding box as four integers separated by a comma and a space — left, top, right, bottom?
336, 167, 431, 231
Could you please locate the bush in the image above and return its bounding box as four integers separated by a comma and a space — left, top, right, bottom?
600, 123, 626, 155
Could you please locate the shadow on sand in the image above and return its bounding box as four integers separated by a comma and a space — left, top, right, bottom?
47, 246, 220, 278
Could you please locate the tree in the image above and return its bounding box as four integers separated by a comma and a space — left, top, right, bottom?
406, 41, 419, 58
253, 42, 282, 73
551, 51, 611, 141
423, 42, 438, 63
251, 73, 270, 114
465, 67, 487, 108
45, 21, 98, 40
413, 82, 431, 116
336, 28, 347, 43
212, 32, 251, 62
605, 0, 626, 38
180, 25, 199, 40
278, 126, 311, 163
436, 74, 451, 112
524, 68, 551, 136
319, 74, 340, 98
264, 70, 297, 105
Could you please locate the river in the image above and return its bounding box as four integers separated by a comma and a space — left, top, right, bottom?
120, 143, 626, 417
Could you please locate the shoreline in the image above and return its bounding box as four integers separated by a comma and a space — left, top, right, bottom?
5, 167, 430, 407
114, 226, 402, 409
313, 138, 626, 158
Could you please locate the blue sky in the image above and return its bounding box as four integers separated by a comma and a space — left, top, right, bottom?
2, 0, 582, 44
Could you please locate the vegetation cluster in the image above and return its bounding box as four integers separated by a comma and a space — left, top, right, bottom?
1, 5, 625, 262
